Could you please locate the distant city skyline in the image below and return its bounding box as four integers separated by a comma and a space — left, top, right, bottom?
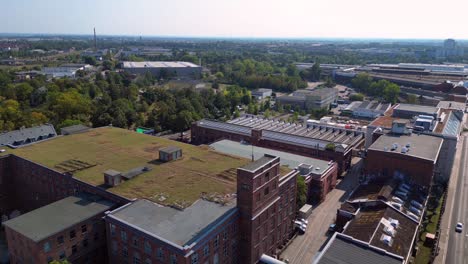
1, 0, 468, 39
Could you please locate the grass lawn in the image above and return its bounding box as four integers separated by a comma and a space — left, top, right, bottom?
414, 193, 445, 264
10, 127, 263, 207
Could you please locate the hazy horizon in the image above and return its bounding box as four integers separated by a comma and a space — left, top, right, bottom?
2, 0, 468, 39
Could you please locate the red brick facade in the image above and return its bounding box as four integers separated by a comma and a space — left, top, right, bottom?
5, 215, 108, 264
307, 162, 338, 204
365, 149, 435, 187
237, 156, 298, 263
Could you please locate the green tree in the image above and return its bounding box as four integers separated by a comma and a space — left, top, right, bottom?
296, 176, 307, 208
383, 83, 400, 104
349, 93, 364, 101
351, 73, 373, 93
83, 56, 97, 66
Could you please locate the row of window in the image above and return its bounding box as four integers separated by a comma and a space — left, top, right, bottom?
44, 223, 96, 253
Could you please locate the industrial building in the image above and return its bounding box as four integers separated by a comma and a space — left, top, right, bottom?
276, 88, 337, 110
251, 88, 273, 100
0, 127, 298, 264
210, 139, 338, 203
192, 115, 365, 174
342, 101, 391, 119
122, 61, 202, 79
0, 124, 57, 148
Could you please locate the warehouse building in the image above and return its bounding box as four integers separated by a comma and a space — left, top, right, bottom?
192, 115, 365, 174
343, 101, 391, 119
122, 61, 202, 79
276, 88, 337, 111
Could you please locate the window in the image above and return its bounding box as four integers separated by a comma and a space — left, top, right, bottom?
70, 230, 76, 239
157, 248, 164, 260
265, 172, 270, 182
241, 184, 250, 191
145, 258, 152, 264
214, 235, 219, 248
213, 253, 219, 264
83, 239, 88, 248
121, 231, 127, 242
123, 246, 129, 258
57, 235, 64, 245
223, 243, 228, 256
170, 254, 177, 264
59, 251, 66, 260
133, 253, 141, 264
223, 230, 228, 240
43, 242, 51, 253
203, 245, 210, 257
110, 224, 116, 236
264, 187, 269, 196
81, 224, 87, 234
72, 244, 77, 254
144, 240, 151, 254
94, 232, 99, 241
47, 256, 53, 263
112, 241, 118, 255
132, 236, 138, 247
191, 252, 198, 264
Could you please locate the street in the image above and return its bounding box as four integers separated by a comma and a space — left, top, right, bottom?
445, 134, 468, 264
279, 158, 362, 263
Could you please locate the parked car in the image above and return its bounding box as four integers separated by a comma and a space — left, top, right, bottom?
294, 221, 307, 234
392, 196, 404, 204
299, 218, 309, 226
390, 202, 402, 210
410, 200, 423, 210
456, 222, 463, 233
409, 206, 422, 216
395, 191, 408, 200
407, 212, 419, 221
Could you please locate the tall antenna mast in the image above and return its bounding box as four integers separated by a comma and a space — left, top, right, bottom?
93, 27, 97, 51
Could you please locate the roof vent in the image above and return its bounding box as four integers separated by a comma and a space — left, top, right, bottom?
381, 234, 393, 246
384, 226, 396, 237
391, 143, 398, 151
406, 143, 411, 148
401, 147, 408, 154
389, 218, 400, 228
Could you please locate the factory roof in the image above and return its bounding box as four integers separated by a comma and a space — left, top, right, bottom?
3, 194, 114, 242
210, 139, 332, 175
108, 199, 236, 247
437, 101, 466, 111
122, 61, 200, 68
314, 233, 403, 264
240, 155, 277, 172
9, 127, 250, 208
368, 133, 443, 162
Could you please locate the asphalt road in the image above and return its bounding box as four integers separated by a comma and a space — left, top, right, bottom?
446, 134, 468, 264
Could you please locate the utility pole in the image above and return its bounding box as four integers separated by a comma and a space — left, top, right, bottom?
94, 28, 97, 51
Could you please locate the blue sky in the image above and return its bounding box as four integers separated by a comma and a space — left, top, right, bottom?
1, 0, 467, 39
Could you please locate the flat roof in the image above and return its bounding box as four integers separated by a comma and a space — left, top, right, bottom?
122, 61, 200, 68
240, 155, 277, 172
314, 234, 403, 264
10, 127, 251, 208
343, 202, 418, 258
109, 199, 236, 247
368, 133, 443, 161
3, 194, 114, 242
437, 101, 466, 111
393, 104, 438, 115
210, 139, 331, 175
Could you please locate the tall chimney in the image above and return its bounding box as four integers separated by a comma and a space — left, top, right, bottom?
93, 28, 97, 51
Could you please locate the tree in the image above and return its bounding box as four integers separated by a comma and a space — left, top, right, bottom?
103, 60, 115, 71
296, 176, 307, 208
83, 56, 97, 66
349, 93, 364, 101
351, 73, 372, 93
51, 90, 92, 120
383, 83, 400, 104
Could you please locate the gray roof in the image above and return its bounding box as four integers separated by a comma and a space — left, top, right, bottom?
437, 101, 466, 111
0, 124, 57, 147
314, 234, 403, 264
3, 194, 114, 242
109, 199, 236, 247
368, 133, 443, 162
122, 61, 200, 68
394, 104, 438, 115
60, 124, 90, 135
210, 140, 331, 175
159, 146, 181, 153
240, 155, 277, 172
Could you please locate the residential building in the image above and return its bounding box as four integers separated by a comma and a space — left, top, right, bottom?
3, 194, 114, 264
122, 61, 202, 79
0, 124, 57, 148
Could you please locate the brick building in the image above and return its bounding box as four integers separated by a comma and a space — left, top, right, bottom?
0, 127, 300, 264
237, 155, 298, 263
3, 194, 114, 264
192, 115, 364, 174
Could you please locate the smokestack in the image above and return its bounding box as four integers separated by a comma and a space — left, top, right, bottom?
94, 28, 97, 51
